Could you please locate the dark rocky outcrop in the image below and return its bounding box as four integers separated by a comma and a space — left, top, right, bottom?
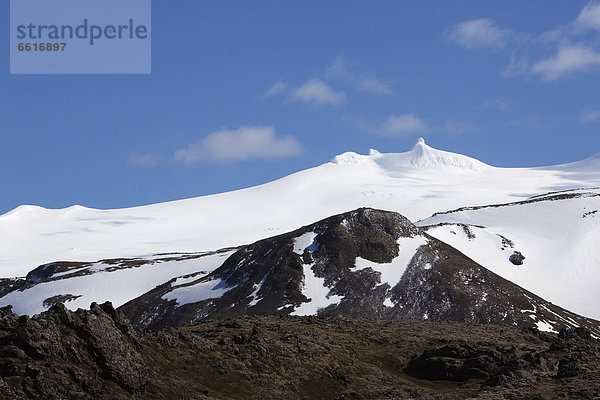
1, 307, 599, 399
405, 343, 508, 381
0, 302, 147, 399
509, 251, 526, 265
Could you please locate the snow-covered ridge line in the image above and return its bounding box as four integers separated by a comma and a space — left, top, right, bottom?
419, 192, 600, 320
419, 188, 600, 223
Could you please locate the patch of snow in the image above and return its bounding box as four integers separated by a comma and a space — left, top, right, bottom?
291, 263, 343, 316
51, 265, 92, 279
163, 277, 230, 307
536, 320, 558, 333
171, 272, 209, 287
383, 297, 394, 307
351, 236, 429, 287
292, 232, 319, 255
248, 276, 267, 307
521, 305, 537, 313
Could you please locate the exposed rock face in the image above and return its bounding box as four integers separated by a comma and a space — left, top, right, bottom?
120, 208, 600, 337
0, 302, 147, 399
1, 309, 599, 399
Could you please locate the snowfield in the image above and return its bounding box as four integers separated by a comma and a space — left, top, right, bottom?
2, 138, 600, 279
0, 251, 233, 315
418, 188, 600, 320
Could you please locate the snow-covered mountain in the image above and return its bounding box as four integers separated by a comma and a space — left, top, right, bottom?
2, 138, 600, 327
119, 208, 600, 335
2, 138, 600, 279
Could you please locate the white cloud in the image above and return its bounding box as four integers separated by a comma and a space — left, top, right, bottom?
264, 80, 289, 97
264, 78, 345, 106
174, 126, 303, 165
380, 114, 430, 135
530, 43, 600, 81
129, 152, 160, 167
447, 18, 511, 50
444, 3, 600, 82
575, 1, 600, 31
581, 108, 600, 122
290, 79, 345, 106
357, 76, 393, 95
266, 55, 393, 104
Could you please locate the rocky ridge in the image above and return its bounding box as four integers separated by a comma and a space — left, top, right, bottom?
120, 208, 600, 336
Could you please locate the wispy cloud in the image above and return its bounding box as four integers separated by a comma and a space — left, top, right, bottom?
290, 79, 346, 106
264, 80, 289, 98
447, 18, 512, 50
502, 54, 530, 77
379, 114, 430, 135
574, 0, 600, 31
264, 55, 394, 106
128, 152, 160, 167
264, 79, 345, 106
447, 2, 600, 82
530, 43, 600, 81
357, 76, 393, 95
353, 114, 476, 138
327, 54, 395, 94
581, 108, 600, 122
174, 126, 303, 165
326, 54, 348, 77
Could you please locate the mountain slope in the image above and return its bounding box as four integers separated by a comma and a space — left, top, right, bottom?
119, 208, 600, 336
0, 250, 235, 316
3, 139, 600, 277
418, 188, 600, 320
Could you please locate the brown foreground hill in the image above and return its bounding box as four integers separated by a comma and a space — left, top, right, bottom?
0, 302, 599, 399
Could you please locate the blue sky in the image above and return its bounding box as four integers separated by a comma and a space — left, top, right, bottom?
1, 0, 600, 214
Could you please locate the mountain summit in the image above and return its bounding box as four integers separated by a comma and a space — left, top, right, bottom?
377, 137, 490, 171
332, 137, 489, 171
